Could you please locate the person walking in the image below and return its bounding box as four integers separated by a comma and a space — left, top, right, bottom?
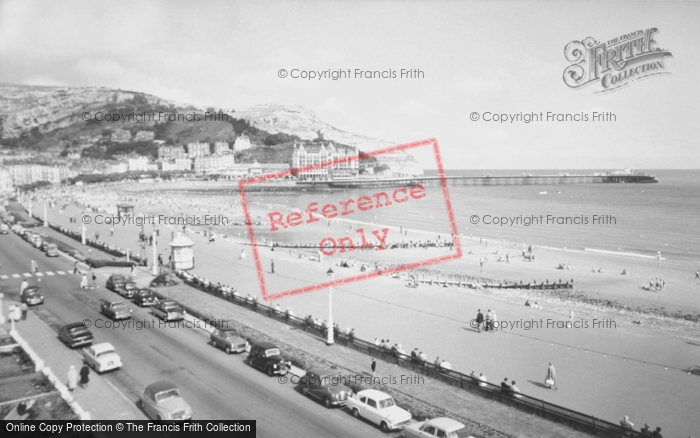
20, 302, 28, 320
485, 310, 493, 331
80, 274, 88, 289
73, 261, 80, 275
91, 271, 98, 288
31, 260, 38, 275
371, 358, 376, 378
79, 363, 90, 388
545, 362, 557, 389
67, 365, 78, 392
130, 265, 136, 277
20, 279, 29, 294
491, 310, 499, 331
270, 259, 275, 274
476, 309, 484, 333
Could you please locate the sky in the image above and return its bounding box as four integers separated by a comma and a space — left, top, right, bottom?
0, 0, 698, 169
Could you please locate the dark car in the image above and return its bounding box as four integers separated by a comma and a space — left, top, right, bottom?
106, 274, 128, 292
116, 281, 138, 299
151, 300, 185, 321
99, 300, 133, 320
210, 328, 248, 354
58, 322, 94, 348
20, 286, 44, 306
133, 288, 159, 307
300, 368, 352, 408
247, 342, 291, 376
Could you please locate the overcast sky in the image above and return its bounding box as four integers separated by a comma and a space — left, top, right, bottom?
1, 0, 698, 169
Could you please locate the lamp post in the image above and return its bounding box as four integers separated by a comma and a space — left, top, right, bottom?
326, 267, 334, 346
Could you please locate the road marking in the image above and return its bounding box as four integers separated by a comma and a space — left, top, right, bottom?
45, 271, 55, 276
23, 273, 32, 277
56, 271, 66, 275
11, 274, 20, 278
35, 272, 44, 277
0, 275, 8, 280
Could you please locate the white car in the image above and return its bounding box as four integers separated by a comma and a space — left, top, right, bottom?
347, 389, 412, 432
83, 342, 122, 373
402, 417, 469, 438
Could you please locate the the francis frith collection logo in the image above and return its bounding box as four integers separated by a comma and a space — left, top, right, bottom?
563, 28, 672, 93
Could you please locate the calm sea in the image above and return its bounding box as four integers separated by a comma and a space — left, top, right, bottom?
244, 169, 699, 264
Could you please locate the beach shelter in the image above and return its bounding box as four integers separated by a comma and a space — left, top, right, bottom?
169, 234, 195, 270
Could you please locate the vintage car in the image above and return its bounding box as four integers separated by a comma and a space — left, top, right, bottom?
20, 286, 44, 306
210, 328, 248, 354
106, 274, 128, 292
116, 281, 138, 299
45, 243, 59, 257
133, 288, 159, 307
58, 322, 94, 348
347, 389, 412, 431
140, 381, 192, 421
402, 417, 467, 438
99, 299, 133, 320
0, 224, 9, 234
83, 342, 122, 373
151, 300, 185, 321
299, 368, 351, 408
247, 342, 291, 376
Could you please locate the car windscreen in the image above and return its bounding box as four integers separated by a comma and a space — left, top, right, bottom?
264, 348, 281, 357
112, 303, 128, 310
155, 389, 180, 402
69, 328, 90, 337
162, 304, 182, 311
96, 349, 116, 357
378, 398, 395, 409
223, 331, 239, 338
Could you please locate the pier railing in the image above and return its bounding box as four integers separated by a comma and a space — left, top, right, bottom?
173, 274, 641, 438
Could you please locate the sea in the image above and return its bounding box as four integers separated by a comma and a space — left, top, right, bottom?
242, 169, 699, 265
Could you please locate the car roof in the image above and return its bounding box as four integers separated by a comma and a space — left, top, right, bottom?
358, 389, 391, 400
63, 322, 90, 330
146, 381, 178, 393
90, 342, 116, 353
425, 418, 465, 431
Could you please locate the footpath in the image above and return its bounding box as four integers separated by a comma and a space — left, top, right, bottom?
1, 299, 145, 420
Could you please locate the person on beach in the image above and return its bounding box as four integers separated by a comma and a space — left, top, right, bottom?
568, 309, 575, 328
484, 310, 492, 331
80, 274, 88, 289
545, 362, 557, 389
695, 270, 699, 279
270, 259, 275, 274
475, 309, 484, 332
491, 311, 498, 331
79, 363, 90, 388
67, 365, 78, 391
110, 227, 114, 236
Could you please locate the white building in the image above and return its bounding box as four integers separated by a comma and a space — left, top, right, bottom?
106, 162, 128, 174
234, 135, 252, 151
0, 166, 13, 192
128, 157, 149, 172
213, 141, 230, 154
187, 142, 211, 158
193, 154, 235, 173
291, 141, 359, 181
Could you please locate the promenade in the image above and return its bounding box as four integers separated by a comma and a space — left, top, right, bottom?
26, 195, 700, 437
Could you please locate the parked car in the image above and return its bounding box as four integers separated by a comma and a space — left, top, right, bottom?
133, 288, 159, 307
45, 243, 59, 257
402, 417, 466, 438
20, 286, 44, 306
210, 328, 248, 354
116, 281, 138, 299
151, 300, 185, 321
106, 274, 128, 292
347, 389, 412, 432
299, 368, 351, 408
83, 342, 122, 373
99, 299, 133, 320
247, 342, 291, 376
58, 322, 94, 348
140, 381, 192, 421
30, 234, 43, 248
0, 224, 9, 234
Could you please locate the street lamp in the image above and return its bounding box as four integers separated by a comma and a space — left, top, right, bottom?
326, 267, 334, 346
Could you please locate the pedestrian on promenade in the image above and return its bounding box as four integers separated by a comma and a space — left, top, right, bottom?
545, 362, 557, 389
485, 310, 492, 331
67, 365, 78, 392
73, 261, 79, 275
271, 259, 275, 274
91, 271, 98, 288
20, 303, 28, 320
620, 415, 634, 430
500, 378, 511, 395
79, 363, 90, 388
130, 265, 136, 277
239, 249, 246, 260
31, 260, 38, 275
476, 309, 484, 333
511, 381, 522, 399
20, 279, 29, 294
80, 274, 88, 289
371, 358, 376, 378
479, 373, 487, 387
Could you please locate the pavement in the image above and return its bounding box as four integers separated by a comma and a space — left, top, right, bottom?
1, 298, 145, 420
